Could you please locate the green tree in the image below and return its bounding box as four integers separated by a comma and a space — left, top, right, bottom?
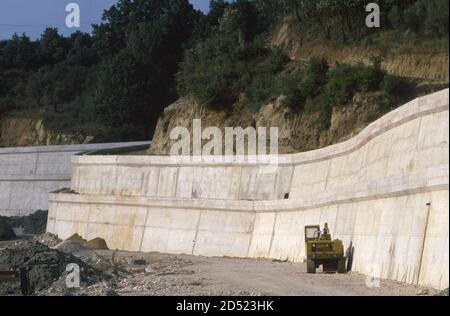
39, 28, 67, 64
67, 31, 97, 66
92, 0, 199, 137
208, 0, 229, 27
425, 0, 449, 36
0, 33, 36, 70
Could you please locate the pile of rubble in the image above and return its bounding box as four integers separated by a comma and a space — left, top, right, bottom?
0, 240, 93, 295
0, 232, 116, 296
63, 233, 110, 251
32, 233, 62, 248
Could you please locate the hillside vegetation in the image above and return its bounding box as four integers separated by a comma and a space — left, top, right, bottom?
1, 0, 200, 143
0, 0, 448, 147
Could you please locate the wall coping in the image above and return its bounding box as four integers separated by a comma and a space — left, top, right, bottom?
0, 141, 150, 155
72, 89, 449, 167
0, 174, 71, 181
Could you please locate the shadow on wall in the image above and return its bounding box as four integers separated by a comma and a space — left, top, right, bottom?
346, 242, 355, 272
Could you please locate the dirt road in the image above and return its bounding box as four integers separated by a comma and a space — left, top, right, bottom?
79, 251, 434, 296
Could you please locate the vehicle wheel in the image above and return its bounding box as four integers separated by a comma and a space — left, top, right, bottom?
337, 258, 346, 274
307, 259, 316, 274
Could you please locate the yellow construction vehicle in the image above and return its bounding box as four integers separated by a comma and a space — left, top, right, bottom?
305, 223, 346, 274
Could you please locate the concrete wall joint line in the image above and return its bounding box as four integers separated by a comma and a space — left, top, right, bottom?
246, 212, 257, 257
268, 212, 278, 257
324, 159, 332, 191
192, 210, 203, 255
174, 167, 180, 198
139, 207, 151, 252
33, 152, 39, 176
417, 202, 433, 285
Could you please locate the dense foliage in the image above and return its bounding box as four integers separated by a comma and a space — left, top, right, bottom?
177, 0, 431, 113
0, 0, 448, 141
0, 0, 199, 140
255, 0, 449, 41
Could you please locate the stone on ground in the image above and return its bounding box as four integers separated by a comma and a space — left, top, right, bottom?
54, 240, 89, 254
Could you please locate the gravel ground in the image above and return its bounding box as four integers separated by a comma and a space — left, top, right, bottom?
0, 238, 441, 297
71, 250, 437, 296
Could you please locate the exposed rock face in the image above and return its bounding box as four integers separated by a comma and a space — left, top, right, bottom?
149, 98, 253, 155
148, 92, 390, 156
0, 117, 94, 147
149, 22, 449, 156
272, 22, 449, 82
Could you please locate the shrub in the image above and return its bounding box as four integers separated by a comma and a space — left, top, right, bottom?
324, 63, 359, 106
242, 48, 290, 110
324, 57, 385, 107
388, 5, 403, 29
381, 75, 415, 101
262, 48, 290, 74
244, 72, 277, 111
425, 0, 449, 36
307, 58, 329, 83
356, 56, 385, 92
279, 71, 305, 110
317, 98, 332, 132
404, 0, 427, 33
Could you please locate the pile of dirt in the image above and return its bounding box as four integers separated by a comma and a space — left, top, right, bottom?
0, 240, 93, 295
1, 210, 48, 235
54, 240, 89, 254
0, 217, 16, 241
86, 238, 109, 251
66, 233, 87, 243
64, 234, 109, 251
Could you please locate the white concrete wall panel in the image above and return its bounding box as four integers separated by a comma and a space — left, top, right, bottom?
0, 142, 150, 215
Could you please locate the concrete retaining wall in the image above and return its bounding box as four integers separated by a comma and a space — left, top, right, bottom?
71, 156, 294, 201
47, 89, 449, 290
0, 142, 149, 216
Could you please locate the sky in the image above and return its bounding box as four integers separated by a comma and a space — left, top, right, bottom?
0, 0, 210, 40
